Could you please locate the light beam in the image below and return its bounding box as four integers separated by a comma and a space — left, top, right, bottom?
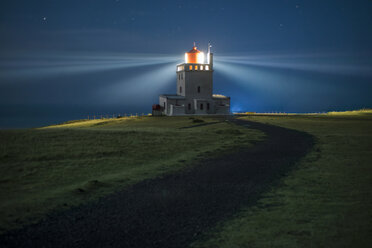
216, 52, 372, 77
0, 52, 180, 81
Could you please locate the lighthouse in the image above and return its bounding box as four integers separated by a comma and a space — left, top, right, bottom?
154, 43, 230, 116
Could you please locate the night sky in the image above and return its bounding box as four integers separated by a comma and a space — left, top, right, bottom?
1, 0, 372, 128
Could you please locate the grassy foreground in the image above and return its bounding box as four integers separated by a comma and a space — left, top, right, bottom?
191, 111, 372, 248
0, 116, 263, 234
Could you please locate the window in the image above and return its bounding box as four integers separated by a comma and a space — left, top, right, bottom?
200, 65, 204, 70
197, 86, 200, 93
200, 103, 204, 110
207, 103, 210, 110
178, 74, 180, 80
181, 73, 183, 80
189, 65, 193, 70
180, 86, 182, 94
205, 65, 209, 70
195, 65, 198, 70
188, 103, 191, 110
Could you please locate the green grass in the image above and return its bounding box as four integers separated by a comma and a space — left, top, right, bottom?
326, 109, 372, 116
0, 116, 263, 234
191, 113, 372, 248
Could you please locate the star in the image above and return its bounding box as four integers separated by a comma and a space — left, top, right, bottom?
42, 17, 47, 21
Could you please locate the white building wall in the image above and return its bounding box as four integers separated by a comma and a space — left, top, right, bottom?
159, 96, 168, 114
176, 71, 185, 96
184, 69, 213, 100
170, 105, 186, 115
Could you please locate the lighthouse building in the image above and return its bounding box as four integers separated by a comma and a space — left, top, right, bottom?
155, 44, 230, 116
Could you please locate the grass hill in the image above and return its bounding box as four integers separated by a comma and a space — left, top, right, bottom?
192, 111, 372, 248
1, 111, 371, 247
0, 116, 263, 233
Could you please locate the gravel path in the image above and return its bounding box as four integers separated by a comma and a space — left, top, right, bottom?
0, 118, 314, 248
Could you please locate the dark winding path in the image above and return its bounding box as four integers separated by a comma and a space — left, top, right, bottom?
0, 118, 314, 248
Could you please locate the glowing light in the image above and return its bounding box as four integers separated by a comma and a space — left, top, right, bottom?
184, 51, 204, 64
213, 94, 228, 98
197, 52, 204, 64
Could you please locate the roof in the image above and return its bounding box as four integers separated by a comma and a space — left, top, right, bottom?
187, 46, 201, 54
213, 94, 230, 99
160, 94, 185, 99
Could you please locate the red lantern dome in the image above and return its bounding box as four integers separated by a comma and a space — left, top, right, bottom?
185, 46, 204, 64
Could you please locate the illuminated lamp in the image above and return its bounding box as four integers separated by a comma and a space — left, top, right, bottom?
185, 46, 204, 64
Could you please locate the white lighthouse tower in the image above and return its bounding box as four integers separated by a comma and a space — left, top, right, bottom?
154, 43, 230, 116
